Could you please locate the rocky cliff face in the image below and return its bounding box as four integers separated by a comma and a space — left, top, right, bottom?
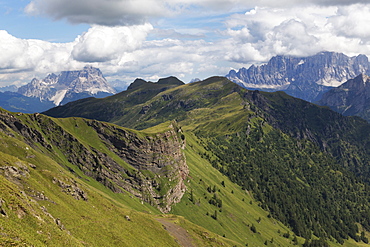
318, 74, 370, 122
227, 52, 370, 102
17, 66, 116, 106
0, 109, 188, 213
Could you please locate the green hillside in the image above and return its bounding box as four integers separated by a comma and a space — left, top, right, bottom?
2, 76, 370, 246
44, 76, 185, 123
0, 107, 302, 246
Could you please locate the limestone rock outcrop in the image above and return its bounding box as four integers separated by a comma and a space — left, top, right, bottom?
227, 52, 370, 102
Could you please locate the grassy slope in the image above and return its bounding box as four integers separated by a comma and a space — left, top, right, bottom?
139, 79, 370, 246
3, 77, 370, 246
139, 84, 302, 246
0, 111, 235, 246
0, 132, 178, 246
43, 79, 184, 124
1, 128, 367, 247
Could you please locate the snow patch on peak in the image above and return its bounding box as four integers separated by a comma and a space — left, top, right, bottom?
18, 66, 116, 106
50, 90, 68, 106
316, 78, 343, 87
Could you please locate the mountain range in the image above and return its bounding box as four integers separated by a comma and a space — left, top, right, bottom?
0, 66, 116, 113
226, 51, 370, 102
3, 58, 370, 245
0, 85, 17, 92
11, 76, 368, 246
2, 51, 369, 116
18, 65, 116, 106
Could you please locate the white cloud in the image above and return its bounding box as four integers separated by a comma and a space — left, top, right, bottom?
0, 23, 155, 84
3, 2, 370, 87
72, 24, 153, 62
25, 0, 370, 27
25, 0, 167, 26
328, 4, 370, 41
0, 30, 31, 70
242, 0, 370, 7
0, 30, 74, 73
223, 4, 370, 65
112, 39, 214, 81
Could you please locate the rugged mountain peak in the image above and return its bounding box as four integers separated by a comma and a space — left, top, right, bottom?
44, 73, 58, 84
17, 66, 116, 106
227, 52, 370, 102
356, 73, 370, 85
318, 73, 370, 120
335, 73, 370, 91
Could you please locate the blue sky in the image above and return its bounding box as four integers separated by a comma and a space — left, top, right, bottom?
0, 1, 88, 42
1, 0, 370, 87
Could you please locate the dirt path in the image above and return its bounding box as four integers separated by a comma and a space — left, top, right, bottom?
156, 218, 195, 247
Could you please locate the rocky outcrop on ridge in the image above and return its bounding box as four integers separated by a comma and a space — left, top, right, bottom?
0, 109, 188, 213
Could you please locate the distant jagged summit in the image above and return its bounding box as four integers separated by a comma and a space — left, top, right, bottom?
226, 52, 370, 102
18, 66, 116, 106
318, 73, 370, 121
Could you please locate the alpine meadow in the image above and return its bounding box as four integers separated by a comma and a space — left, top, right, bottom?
1, 76, 369, 246
3, 0, 370, 246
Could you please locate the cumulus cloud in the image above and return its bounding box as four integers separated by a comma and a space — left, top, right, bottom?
0, 30, 74, 73
0, 23, 154, 84
110, 38, 216, 81
72, 24, 153, 62
328, 4, 370, 41
223, 4, 370, 65
0, 30, 79, 85
4, 1, 370, 87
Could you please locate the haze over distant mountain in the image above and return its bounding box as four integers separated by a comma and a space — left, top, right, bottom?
18, 65, 116, 106
318, 73, 370, 122
227, 52, 370, 102
108, 79, 128, 92
0, 85, 17, 92
0, 66, 117, 113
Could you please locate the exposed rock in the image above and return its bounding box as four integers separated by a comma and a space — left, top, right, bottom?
53, 177, 88, 201
227, 52, 370, 102
29, 163, 37, 169
55, 218, 65, 230
41, 206, 53, 219
140, 105, 151, 114
17, 66, 116, 106
87, 120, 189, 212
0, 162, 30, 182
318, 74, 370, 122
0, 108, 188, 213
0, 199, 7, 217
16, 206, 27, 219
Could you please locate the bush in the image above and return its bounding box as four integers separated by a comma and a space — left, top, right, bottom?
250, 224, 257, 233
